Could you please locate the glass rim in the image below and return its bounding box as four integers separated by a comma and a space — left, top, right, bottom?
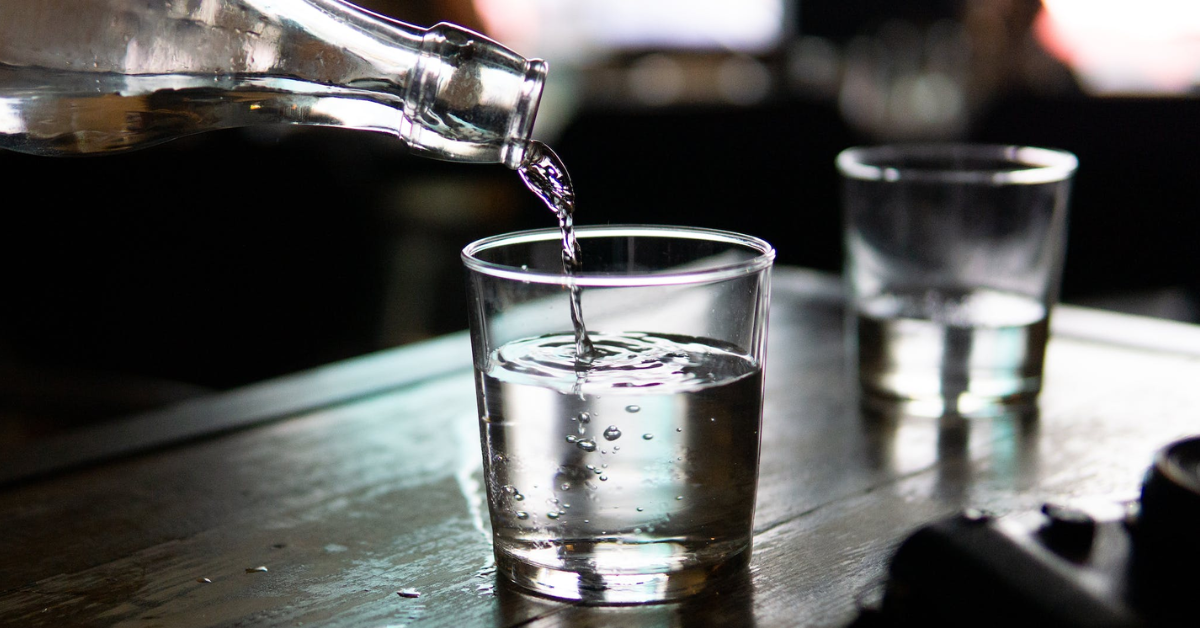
836, 144, 1078, 185
462, 224, 776, 287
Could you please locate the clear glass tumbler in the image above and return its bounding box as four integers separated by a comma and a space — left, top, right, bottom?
838, 144, 1077, 417
462, 225, 775, 603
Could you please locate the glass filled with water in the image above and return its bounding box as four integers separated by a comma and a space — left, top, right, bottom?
838, 144, 1077, 417
462, 225, 774, 603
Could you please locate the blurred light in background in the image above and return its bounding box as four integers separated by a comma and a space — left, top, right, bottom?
1035, 0, 1200, 95
627, 54, 687, 105
0, 101, 22, 135
473, 0, 789, 137
473, 0, 787, 61
836, 19, 971, 142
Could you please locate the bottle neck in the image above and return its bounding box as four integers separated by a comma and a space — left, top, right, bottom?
405, 22, 546, 168
241, 2, 548, 164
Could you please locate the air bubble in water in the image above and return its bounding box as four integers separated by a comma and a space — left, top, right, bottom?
516, 511, 529, 520
513, 493, 525, 501
603, 426, 622, 441
636, 507, 644, 512
676, 427, 682, 432
561, 483, 571, 491
642, 433, 654, 440
576, 439, 597, 452
565, 435, 578, 443
626, 405, 640, 413
599, 475, 608, 481
547, 511, 560, 520
578, 412, 591, 424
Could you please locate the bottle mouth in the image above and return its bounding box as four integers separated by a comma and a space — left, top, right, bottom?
502, 59, 547, 169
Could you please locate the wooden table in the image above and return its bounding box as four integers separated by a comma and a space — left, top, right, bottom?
2, 268, 1199, 627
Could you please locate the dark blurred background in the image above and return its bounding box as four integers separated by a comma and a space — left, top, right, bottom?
2, 0, 1198, 441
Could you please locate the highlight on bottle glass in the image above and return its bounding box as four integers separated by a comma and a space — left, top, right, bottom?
838, 144, 1077, 418
462, 225, 775, 604
0, 0, 545, 166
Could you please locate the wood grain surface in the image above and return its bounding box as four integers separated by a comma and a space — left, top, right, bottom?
1, 268, 1198, 627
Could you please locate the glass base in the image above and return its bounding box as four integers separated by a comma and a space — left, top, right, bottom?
495, 545, 751, 604
860, 384, 1039, 419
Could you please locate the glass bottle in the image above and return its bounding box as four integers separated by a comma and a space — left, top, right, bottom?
0, 0, 546, 168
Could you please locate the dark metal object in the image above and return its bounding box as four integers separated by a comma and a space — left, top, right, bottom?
874, 436, 1200, 628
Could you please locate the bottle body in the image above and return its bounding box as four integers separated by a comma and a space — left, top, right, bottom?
0, 0, 544, 167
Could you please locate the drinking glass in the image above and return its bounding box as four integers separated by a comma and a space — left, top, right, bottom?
462, 225, 774, 603
838, 144, 1077, 417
